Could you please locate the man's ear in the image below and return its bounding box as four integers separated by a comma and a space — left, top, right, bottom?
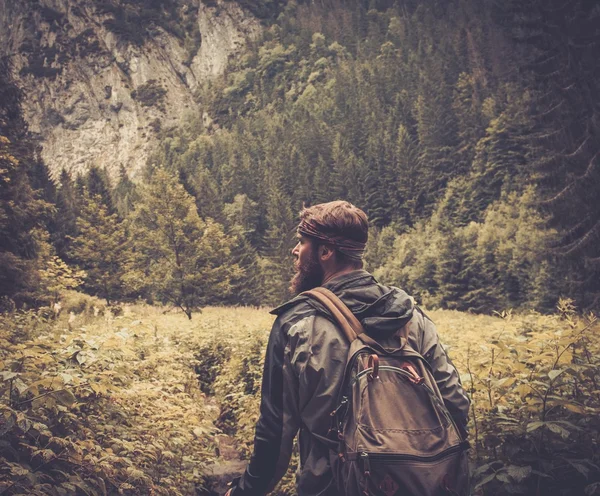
319, 244, 335, 262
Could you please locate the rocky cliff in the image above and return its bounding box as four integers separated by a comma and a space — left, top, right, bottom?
0, 0, 261, 179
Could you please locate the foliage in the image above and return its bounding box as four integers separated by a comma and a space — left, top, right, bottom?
142, 0, 586, 312
1, 298, 598, 495
50, 170, 80, 262
128, 169, 241, 318
374, 190, 560, 313
0, 304, 217, 495
504, 0, 600, 309
0, 59, 54, 307
194, 341, 231, 396
454, 306, 600, 495
68, 193, 131, 305
131, 80, 167, 110
60, 290, 106, 317
5, 0, 598, 316
38, 254, 86, 304
97, 0, 197, 46
225, 0, 288, 20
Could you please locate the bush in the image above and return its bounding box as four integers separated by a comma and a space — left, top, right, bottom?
461, 307, 600, 495
60, 290, 106, 316
375, 191, 560, 314
0, 306, 214, 495
131, 80, 167, 109
195, 341, 231, 395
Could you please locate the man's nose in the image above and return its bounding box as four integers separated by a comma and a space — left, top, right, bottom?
291, 243, 299, 257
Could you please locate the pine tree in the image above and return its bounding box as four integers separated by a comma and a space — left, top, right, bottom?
51, 169, 80, 260
466, 93, 531, 220
261, 183, 296, 305
391, 124, 420, 226
503, 0, 600, 308
224, 194, 265, 305
129, 169, 239, 318
0, 59, 53, 306
112, 165, 138, 218
414, 71, 459, 217
85, 165, 114, 213
68, 193, 130, 304
434, 231, 469, 310
452, 72, 486, 174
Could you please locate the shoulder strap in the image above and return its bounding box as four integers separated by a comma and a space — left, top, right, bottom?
302, 288, 360, 343
312, 287, 365, 336
302, 287, 407, 353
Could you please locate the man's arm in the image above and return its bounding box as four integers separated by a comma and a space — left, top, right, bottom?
418, 310, 470, 435
230, 315, 301, 496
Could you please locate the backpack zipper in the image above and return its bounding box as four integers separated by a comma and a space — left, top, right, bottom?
352, 365, 455, 426
360, 442, 468, 465
355, 364, 418, 382
331, 396, 348, 417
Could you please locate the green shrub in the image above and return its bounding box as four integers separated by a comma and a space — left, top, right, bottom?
131, 80, 167, 109
195, 341, 232, 395
462, 309, 600, 495
61, 290, 106, 316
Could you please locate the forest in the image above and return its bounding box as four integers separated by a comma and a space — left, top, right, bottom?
1, 0, 600, 494
2, 0, 600, 314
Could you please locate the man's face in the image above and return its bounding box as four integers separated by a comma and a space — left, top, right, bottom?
289, 234, 324, 295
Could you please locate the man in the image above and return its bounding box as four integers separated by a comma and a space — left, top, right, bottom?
227, 200, 470, 496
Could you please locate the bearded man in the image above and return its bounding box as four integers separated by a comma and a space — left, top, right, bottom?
226, 200, 470, 496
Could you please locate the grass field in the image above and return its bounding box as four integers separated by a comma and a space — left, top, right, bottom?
1, 300, 599, 495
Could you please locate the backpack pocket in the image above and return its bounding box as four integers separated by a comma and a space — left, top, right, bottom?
346, 446, 470, 496
351, 363, 460, 454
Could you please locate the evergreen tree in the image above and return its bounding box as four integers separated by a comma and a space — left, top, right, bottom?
85, 165, 114, 213
51, 169, 80, 261
504, 0, 600, 308
112, 165, 138, 218
224, 194, 265, 305
434, 231, 469, 310
129, 169, 239, 318
414, 71, 459, 217
0, 59, 53, 306
466, 92, 531, 220
261, 183, 296, 305
452, 72, 486, 174
129, 0, 596, 312
68, 193, 130, 304
391, 124, 420, 226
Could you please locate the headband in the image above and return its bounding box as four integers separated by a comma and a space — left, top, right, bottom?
297, 219, 367, 261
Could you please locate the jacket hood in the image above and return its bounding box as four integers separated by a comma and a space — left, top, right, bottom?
272, 270, 414, 338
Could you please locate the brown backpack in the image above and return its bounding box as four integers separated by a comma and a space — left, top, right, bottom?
303, 287, 470, 496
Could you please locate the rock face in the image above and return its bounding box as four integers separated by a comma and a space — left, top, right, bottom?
0, 0, 261, 179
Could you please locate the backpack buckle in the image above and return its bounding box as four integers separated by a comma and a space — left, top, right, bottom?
361, 452, 371, 476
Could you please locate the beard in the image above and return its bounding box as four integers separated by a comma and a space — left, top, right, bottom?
289, 247, 324, 296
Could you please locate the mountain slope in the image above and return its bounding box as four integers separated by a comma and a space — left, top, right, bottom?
0, 0, 261, 179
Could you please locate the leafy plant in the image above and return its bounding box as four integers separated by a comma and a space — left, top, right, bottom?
460, 308, 600, 495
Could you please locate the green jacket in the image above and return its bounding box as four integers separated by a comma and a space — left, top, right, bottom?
232, 270, 470, 496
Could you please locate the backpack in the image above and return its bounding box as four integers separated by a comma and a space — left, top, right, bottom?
303, 287, 470, 496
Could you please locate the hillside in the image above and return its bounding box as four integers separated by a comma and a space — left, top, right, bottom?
0, 0, 261, 179
2, 0, 599, 313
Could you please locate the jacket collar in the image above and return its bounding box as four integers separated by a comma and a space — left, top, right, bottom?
270, 270, 375, 315
321, 269, 375, 292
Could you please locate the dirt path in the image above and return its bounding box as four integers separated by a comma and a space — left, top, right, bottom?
201, 397, 247, 494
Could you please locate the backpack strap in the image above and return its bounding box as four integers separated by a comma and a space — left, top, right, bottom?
312, 287, 365, 336
302, 288, 360, 343
302, 287, 397, 352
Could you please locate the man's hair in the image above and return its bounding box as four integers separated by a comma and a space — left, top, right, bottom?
299, 201, 369, 268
